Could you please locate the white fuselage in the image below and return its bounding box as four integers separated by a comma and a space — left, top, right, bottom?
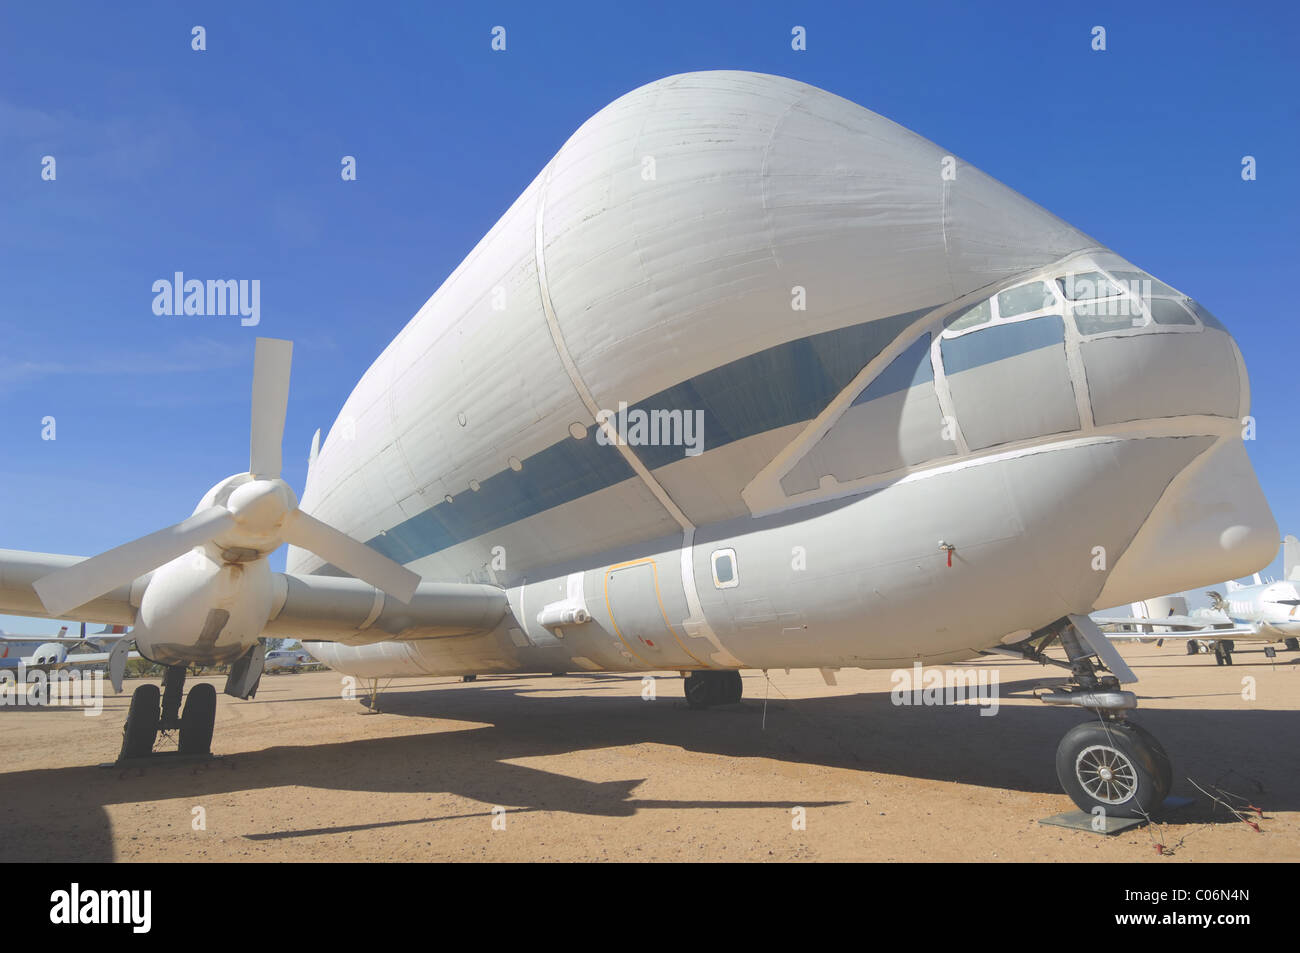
1222, 581, 1300, 640
287, 72, 1277, 679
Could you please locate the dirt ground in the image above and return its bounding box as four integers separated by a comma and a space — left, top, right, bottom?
1, 642, 1296, 862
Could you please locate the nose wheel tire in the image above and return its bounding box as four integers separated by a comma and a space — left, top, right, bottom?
178, 682, 217, 756
1123, 720, 1173, 796
120, 684, 161, 760
1056, 721, 1170, 819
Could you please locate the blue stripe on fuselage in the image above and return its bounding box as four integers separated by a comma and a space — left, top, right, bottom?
365, 305, 934, 563
363, 304, 1065, 565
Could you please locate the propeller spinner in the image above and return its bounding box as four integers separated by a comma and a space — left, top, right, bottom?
33, 338, 419, 619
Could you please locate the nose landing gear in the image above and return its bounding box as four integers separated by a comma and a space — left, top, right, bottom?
1055, 721, 1170, 819
994, 614, 1172, 818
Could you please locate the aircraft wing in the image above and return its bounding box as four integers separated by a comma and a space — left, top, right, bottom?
0, 551, 138, 626
1093, 615, 1268, 642
262, 573, 509, 643
1091, 613, 1235, 630
0, 633, 125, 647
59, 650, 143, 667
1100, 626, 1262, 642
0, 549, 509, 645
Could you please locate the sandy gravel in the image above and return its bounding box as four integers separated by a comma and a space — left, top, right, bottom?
0, 642, 1296, 862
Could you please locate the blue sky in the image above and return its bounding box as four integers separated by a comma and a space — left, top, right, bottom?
1, 1, 1296, 633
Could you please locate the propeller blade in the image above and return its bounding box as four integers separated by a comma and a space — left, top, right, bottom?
283, 510, 420, 604
33, 507, 235, 617
249, 337, 293, 479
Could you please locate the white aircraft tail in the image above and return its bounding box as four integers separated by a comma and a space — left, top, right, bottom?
1129, 596, 1187, 632
1285, 534, 1299, 581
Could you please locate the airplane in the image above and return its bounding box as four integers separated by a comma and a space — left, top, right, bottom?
0, 71, 1280, 818
0, 624, 69, 666
263, 646, 319, 672
1094, 536, 1300, 663
0, 623, 132, 670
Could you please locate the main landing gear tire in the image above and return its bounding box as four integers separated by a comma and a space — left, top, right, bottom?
1214, 642, 1233, 666
1286, 637, 1299, 652
1056, 721, 1170, 819
1185, 640, 1199, 656
120, 684, 161, 760
178, 683, 217, 756
684, 670, 742, 709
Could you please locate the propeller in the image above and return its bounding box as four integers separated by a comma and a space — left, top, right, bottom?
33, 338, 420, 618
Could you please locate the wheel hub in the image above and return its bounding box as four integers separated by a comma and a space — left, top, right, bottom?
1076, 744, 1138, 805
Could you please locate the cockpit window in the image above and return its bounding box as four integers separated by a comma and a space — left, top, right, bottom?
996, 281, 1056, 318
779, 332, 953, 494
1072, 299, 1147, 336
1108, 270, 1180, 299
1148, 298, 1197, 326
1185, 299, 1229, 332
944, 299, 991, 333
1056, 272, 1122, 301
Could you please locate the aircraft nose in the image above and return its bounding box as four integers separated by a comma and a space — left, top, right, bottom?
1067, 276, 1244, 427
1072, 269, 1279, 603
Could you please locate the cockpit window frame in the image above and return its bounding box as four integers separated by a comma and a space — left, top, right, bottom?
1066, 265, 1207, 342
941, 278, 1065, 341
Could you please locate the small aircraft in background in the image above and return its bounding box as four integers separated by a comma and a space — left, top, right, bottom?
0, 623, 135, 671
263, 645, 319, 673
1094, 536, 1300, 664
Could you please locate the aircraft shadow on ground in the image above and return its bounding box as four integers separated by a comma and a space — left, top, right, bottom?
1, 674, 1294, 860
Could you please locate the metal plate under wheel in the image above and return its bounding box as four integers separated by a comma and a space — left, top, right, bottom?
1037, 796, 1195, 834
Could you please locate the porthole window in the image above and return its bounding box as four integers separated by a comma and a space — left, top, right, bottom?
711, 548, 739, 589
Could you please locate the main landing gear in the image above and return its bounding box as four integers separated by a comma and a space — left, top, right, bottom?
684, 670, 742, 709
117, 645, 264, 763
120, 664, 216, 760
1187, 638, 1237, 663
994, 615, 1171, 818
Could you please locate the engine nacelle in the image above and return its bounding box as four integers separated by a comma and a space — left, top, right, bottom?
133, 546, 274, 665
28, 642, 68, 666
